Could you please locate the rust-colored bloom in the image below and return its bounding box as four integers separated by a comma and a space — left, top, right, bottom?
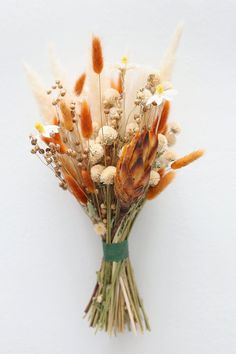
80, 99, 93, 139
115, 123, 159, 209
146, 171, 176, 200
171, 150, 204, 169
92, 36, 104, 74
74, 73, 86, 96
64, 174, 87, 205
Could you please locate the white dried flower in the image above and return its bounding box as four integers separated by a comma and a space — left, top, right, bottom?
90, 164, 105, 183
149, 170, 160, 187
94, 222, 106, 236
100, 166, 116, 185
170, 121, 181, 134
103, 88, 120, 107
165, 132, 176, 146
98, 126, 118, 145
126, 122, 139, 135
89, 142, 104, 164
157, 133, 168, 153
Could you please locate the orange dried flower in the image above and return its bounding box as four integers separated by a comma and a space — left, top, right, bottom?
60, 101, 73, 131
64, 174, 87, 205
92, 36, 104, 74
81, 169, 96, 193
171, 150, 204, 169
74, 73, 86, 96
80, 99, 93, 139
41, 134, 67, 154
146, 171, 176, 200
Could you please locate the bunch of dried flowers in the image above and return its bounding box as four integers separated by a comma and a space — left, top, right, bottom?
27, 25, 203, 335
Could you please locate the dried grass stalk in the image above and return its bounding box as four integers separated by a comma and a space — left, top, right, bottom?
146, 171, 176, 200
92, 36, 104, 74
171, 150, 204, 169
60, 101, 73, 131
64, 174, 87, 205
74, 73, 86, 96
80, 100, 93, 139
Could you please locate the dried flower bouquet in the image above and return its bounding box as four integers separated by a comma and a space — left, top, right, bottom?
27, 25, 203, 335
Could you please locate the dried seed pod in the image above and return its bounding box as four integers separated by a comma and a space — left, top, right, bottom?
146, 171, 176, 200
92, 36, 103, 74
74, 73, 86, 96
171, 150, 204, 169
64, 174, 87, 205
80, 100, 93, 139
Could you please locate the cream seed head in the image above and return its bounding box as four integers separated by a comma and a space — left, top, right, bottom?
90, 164, 105, 183
170, 121, 181, 134
149, 170, 160, 187
165, 132, 176, 146
100, 166, 116, 185
89, 142, 104, 164
98, 126, 118, 145
157, 134, 168, 153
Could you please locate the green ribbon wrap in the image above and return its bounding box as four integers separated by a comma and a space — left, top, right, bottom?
102, 240, 129, 262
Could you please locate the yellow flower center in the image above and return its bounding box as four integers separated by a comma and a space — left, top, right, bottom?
155, 84, 164, 94
35, 121, 45, 134
121, 55, 128, 65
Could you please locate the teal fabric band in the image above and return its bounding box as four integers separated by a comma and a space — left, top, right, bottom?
102, 240, 129, 262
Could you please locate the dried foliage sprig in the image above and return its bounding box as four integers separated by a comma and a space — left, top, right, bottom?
28, 26, 203, 335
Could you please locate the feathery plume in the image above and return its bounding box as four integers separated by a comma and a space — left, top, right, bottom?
92, 36, 104, 74
146, 171, 176, 200
24, 63, 56, 123
80, 99, 93, 139
60, 101, 74, 131
74, 73, 86, 96
171, 150, 204, 169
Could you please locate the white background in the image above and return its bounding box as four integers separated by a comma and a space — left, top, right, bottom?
0, 0, 236, 353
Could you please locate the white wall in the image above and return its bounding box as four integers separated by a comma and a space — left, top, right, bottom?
0, 0, 235, 353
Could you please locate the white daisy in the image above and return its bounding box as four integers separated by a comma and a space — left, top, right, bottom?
146, 83, 177, 106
